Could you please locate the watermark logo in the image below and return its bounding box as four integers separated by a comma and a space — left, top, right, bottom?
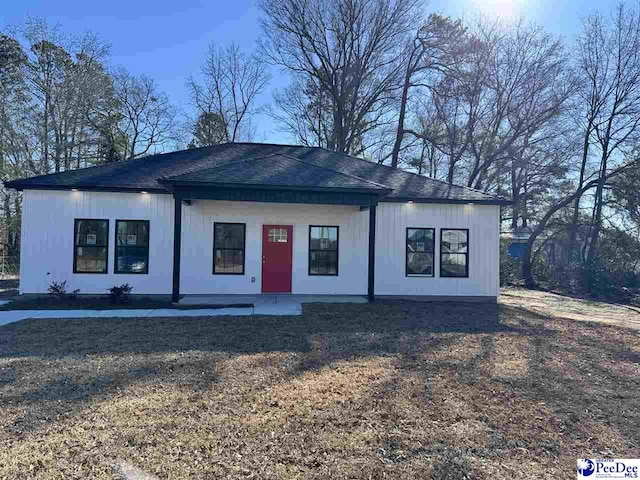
577, 459, 639, 479
578, 459, 595, 477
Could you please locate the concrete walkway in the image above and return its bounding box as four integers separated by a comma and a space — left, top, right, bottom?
0, 295, 368, 327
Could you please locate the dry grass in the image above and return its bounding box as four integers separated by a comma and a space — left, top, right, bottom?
1, 291, 639, 479
501, 287, 640, 330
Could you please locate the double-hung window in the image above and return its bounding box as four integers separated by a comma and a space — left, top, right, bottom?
115, 220, 149, 274
73, 219, 109, 273
309, 226, 339, 275
406, 228, 435, 276
213, 223, 246, 274
440, 229, 469, 277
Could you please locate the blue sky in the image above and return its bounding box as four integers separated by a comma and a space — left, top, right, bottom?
0, 0, 622, 144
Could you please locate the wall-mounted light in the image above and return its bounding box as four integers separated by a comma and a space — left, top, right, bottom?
71, 188, 79, 192
407, 200, 414, 204
141, 191, 148, 195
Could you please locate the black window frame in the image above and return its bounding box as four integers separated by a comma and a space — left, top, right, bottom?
114, 219, 150, 274
73, 218, 109, 274
440, 228, 470, 278
308, 225, 339, 276
213, 222, 246, 275
405, 227, 435, 277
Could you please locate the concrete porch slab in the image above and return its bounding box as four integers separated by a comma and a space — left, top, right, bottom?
178, 294, 367, 306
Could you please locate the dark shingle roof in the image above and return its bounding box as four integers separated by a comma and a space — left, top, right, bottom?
162, 153, 391, 192
4, 143, 508, 204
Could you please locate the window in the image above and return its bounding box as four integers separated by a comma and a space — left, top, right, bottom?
268, 227, 288, 243
213, 223, 245, 274
73, 219, 109, 273
440, 229, 469, 277
309, 226, 338, 276
115, 220, 149, 274
406, 228, 435, 276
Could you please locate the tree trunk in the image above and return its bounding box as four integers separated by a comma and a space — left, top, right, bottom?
522, 238, 536, 288
3, 193, 10, 258
391, 52, 416, 169
13, 195, 20, 256
584, 172, 606, 290
43, 91, 50, 173
567, 124, 592, 263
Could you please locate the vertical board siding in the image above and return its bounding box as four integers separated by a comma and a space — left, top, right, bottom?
180, 201, 369, 295
20, 190, 174, 295
20, 193, 500, 297
374, 202, 500, 297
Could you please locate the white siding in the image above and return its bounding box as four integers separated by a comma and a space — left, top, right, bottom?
375, 202, 500, 297
20, 190, 174, 295
19, 191, 500, 298
180, 201, 369, 295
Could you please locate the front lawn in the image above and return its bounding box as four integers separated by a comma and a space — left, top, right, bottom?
1, 292, 639, 479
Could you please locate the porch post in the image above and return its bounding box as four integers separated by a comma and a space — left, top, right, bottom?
368, 203, 377, 302
171, 193, 182, 303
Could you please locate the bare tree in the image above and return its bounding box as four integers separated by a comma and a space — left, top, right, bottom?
521, 156, 640, 287
20, 19, 114, 171
390, 13, 465, 168
187, 43, 270, 144
571, 3, 640, 285
112, 69, 179, 159
21, 18, 71, 173
463, 20, 573, 191
260, 0, 420, 155
507, 123, 575, 229
270, 77, 334, 148
51, 33, 112, 170
422, 76, 475, 183
0, 33, 31, 258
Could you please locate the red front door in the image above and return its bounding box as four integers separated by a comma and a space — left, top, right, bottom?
262, 225, 293, 293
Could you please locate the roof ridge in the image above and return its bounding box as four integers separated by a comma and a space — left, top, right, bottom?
226, 141, 309, 149
310, 146, 499, 199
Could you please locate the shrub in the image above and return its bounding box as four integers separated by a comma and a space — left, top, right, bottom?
47, 280, 79, 299
108, 284, 133, 304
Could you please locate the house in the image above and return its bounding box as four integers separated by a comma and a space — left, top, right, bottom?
502, 226, 533, 260
5, 143, 509, 302
501, 226, 563, 265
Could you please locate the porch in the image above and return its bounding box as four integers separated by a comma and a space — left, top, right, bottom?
161, 154, 393, 303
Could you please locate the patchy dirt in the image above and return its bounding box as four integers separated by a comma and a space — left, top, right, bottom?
0, 291, 639, 478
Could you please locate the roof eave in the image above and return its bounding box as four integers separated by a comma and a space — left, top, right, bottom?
159, 178, 393, 196
383, 196, 513, 206
3, 182, 169, 194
